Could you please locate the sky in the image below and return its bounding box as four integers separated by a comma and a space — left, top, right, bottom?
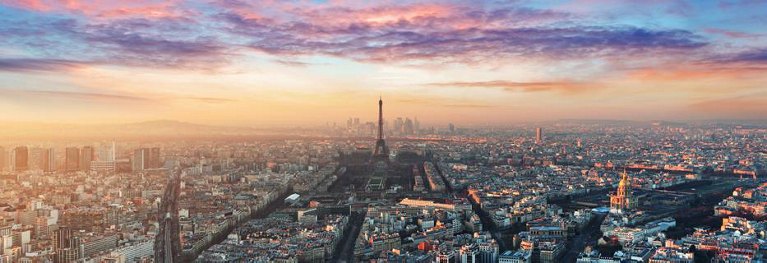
0, 0, 765, 127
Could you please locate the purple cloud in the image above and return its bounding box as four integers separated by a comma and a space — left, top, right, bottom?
0, 1, 745, 70
426, 80, 598, 93
218, 6, 707, 64
725, 48, 767, 63
0, 89, 150, 102
0, 58, 86, 72
1, 15, 231, 70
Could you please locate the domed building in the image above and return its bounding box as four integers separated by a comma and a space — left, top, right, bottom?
610, 170, 638, 214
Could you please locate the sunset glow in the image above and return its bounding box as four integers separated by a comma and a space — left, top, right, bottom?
1, 0, 766, 126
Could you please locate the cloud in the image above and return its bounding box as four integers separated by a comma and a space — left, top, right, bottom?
0, 58, 86, 72
0, 14, 232, 70
273, 59, 313, 67
218, 4, 707, 64
183, 97, 236, 103
720, 48, 767, 64
0, 89, 150, 102
704, 28, 761, 39
0, 0, 752, 70
394, 96, 496, 109
0, 0, 192, 19
83, 20, 232, 68
441, 103, 495, 108
425, 80, 597, 93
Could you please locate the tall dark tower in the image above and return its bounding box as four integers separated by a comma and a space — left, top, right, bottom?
154, 168, 182, 262
373, 97, 389, 158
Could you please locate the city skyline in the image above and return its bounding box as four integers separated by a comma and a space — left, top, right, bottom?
1, 96, 766, 262
1, 0, 766, 126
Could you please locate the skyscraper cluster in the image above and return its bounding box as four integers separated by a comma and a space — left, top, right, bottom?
345, 116, 420, 136
64, 146, 95, 172
392, 117, 419, 136
132, 147, 162, 172
0, 143, 117, 173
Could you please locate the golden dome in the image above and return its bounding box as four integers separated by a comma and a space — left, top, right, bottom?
618, 174, 627, 186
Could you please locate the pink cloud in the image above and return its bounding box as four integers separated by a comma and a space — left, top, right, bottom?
1, 0, 193, 19
704, 28, 762, 39
0, 0, 50, 11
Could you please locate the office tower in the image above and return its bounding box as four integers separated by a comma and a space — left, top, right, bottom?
53, 227, 71, 250
404, 118, 414, 135
14, 146, 29, 172
373, 97, 389, 158
535, 127, 543, 145
98, 141, 116, 162
154, 169, 181, 262
53, 227, 82, 263
132, 147, 160, 171
70, 236, 83, 259
42, 148, 55, 172
93, 142, 117, 172
148, 147, 161, 168
133, 149, 146, 172
80, 146, 94, 171
448, 123, 455, 134
55, 247, 79, 263
65, 147, 80, 172
394, 117, 404, 134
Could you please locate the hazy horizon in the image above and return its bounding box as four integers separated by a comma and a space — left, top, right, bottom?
3, 116, 767, 129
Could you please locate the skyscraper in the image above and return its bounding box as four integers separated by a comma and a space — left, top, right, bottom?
14, 146, 29, 172
404, 118, 414, 135
133, 148, 146, 172
373, 97, 389, 159
80, 146, 94, 171
97, 141, 116, 162
148, 147, 161, 168
92, 141, 117, 172
53, 227, 72, 250
132, 147, 161, 171
65, 147, 80, 172
535, 127, 543, 145
42, 148, 56, 172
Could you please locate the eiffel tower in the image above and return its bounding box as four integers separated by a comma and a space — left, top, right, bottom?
373, 97, 389, 159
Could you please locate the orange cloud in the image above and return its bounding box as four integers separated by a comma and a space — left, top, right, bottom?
424, 80, 600, 94
626, 65, 767, 82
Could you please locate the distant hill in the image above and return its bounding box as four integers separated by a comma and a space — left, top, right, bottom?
0, 120, 267, 140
